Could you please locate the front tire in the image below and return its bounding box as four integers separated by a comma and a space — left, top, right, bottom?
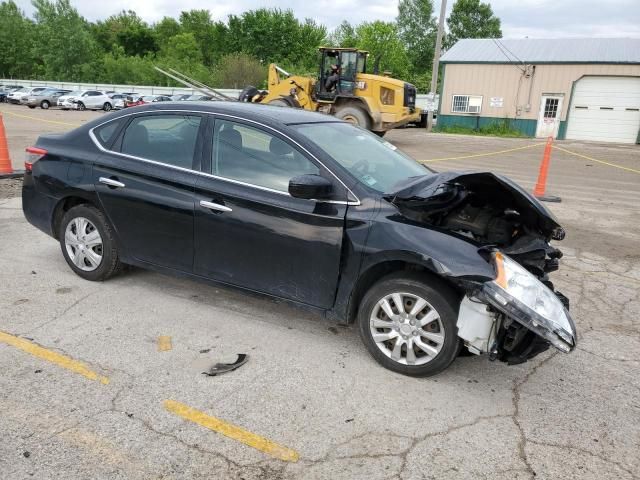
335, 105, 372, 130
77, 102, 86, 111
59, 204, 122, 281
357, 273, 461, 377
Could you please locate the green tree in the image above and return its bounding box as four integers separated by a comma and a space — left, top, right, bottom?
327, 21, 358, 48
93, 11, 157, 56
154, 17, 181, 49
0, 1, 36, 78
445, 0, 502, 49
355, 21, 410, 79
156, 32, 211, 85
227, 9, 325, 72
212, 53, 266, 89
397, 0, 438, 74
179, 10, 228, 66
32, 0, 99, 81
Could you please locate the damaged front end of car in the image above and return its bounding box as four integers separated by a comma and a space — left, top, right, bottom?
385, 171, 577, 365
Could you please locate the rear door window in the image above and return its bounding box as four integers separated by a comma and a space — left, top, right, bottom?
120, 114, 202, 170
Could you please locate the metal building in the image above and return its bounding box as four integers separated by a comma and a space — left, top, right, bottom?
437, 38, 640, 143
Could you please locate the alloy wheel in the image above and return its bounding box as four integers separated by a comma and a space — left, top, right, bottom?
64, 217, 103, 272
369, 292, 445, 366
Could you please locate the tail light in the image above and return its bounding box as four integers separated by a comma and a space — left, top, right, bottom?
25, 146, 47, 172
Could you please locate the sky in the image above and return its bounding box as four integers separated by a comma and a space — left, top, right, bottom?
13, 0, 640, 39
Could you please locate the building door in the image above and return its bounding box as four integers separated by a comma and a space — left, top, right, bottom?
536, 95, 563, 138
565, 76, 640, 144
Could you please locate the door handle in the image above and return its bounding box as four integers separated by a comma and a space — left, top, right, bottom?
200, 200, 232, 213
99, 177, 125, 188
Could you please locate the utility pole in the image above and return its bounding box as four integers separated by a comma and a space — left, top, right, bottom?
427, 0, 447, 132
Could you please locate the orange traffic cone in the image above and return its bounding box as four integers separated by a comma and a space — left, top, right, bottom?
533, 136, 561, 203
0, 113, 21, 178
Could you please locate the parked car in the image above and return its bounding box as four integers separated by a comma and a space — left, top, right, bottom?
186, 94, 212, 101
25, 88, 72, 109
125, 95, 173, 107
19, 87, 47, 105
108, 93, 127, 110
171, 94, 192, 101
58, 90, 114, 111
21, 103, 576, 377
6, 87, 45, 104
0, 85, 23, 103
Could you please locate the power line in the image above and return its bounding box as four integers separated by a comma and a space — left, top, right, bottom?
492, 38, 527, 73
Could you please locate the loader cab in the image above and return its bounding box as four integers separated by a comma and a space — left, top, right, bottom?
317, 48, 368, 101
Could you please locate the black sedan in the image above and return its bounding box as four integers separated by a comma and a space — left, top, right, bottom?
22, 102, 576, 376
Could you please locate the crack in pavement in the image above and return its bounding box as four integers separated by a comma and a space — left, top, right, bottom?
527, 439, 639, 479
511, 351, 559, 479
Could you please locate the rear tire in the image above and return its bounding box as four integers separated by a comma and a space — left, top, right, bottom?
103, 102, 112, 112
335, 105, 372, 130
357, 272, 461, 377
41, 100, 50, 109
28, 106, 36, 109
268, 98, 294, 107
59, 204, 123, 281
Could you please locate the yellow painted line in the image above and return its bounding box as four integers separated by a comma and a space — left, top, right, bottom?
0, 109, 80, 127
0, 330, 109, 384
164, 399, 299, 462
552, 145, 640, 175
418, 142, 544, 163
157, 335, 172, 352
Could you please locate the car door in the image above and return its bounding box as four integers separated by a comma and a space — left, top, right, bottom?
193, 117, 348, 308
93, 112, 204, 272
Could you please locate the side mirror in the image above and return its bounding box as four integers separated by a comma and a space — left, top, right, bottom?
289, 174, 333, 200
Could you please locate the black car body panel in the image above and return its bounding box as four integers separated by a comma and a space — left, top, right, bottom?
22, 102, 574, 367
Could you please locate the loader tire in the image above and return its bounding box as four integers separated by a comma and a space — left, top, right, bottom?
335, 105, 371, 130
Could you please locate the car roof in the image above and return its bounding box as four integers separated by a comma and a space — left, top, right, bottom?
132, 101, 343, 126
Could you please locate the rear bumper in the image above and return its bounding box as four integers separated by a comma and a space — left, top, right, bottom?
22, 176, 57, 237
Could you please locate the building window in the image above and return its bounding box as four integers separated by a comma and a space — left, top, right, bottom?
452, 95, 483, 114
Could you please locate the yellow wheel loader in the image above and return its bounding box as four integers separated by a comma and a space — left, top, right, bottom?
238, 48, 422, 136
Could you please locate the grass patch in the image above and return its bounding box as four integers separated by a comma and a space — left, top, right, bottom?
435, 121, 527, 138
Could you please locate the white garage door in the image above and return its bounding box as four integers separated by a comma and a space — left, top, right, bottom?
565, 76, 640, 144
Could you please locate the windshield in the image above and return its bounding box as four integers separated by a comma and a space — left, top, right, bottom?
293, 123, 433, 193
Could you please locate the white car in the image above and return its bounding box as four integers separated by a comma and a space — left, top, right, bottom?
57, 90, 114, 111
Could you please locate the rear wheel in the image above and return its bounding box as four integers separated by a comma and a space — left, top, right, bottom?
40, 100, 50, 109
335, 105, 371, 130
28, 105, 36, 109
103, 102, 112, 112
59, 204, 122, 281
357, 273, 461, 377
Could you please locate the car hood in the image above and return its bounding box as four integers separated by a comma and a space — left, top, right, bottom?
384, 171, 563, 239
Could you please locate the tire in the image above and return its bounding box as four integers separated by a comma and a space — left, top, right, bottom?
28, 105, 36, 109
41, 100, 50, 109
374, 131, 386, 138
335, 105, 372, 130
59, 204, 123, 281
103, 102, 112, 112
268, 98, 293, 107
77, 102, 86, 111
357, 272, 461, 377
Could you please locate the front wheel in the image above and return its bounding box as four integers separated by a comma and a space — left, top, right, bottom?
357, 273, 461, 377
77, 102, 86, 111
59, 204, 123, 281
